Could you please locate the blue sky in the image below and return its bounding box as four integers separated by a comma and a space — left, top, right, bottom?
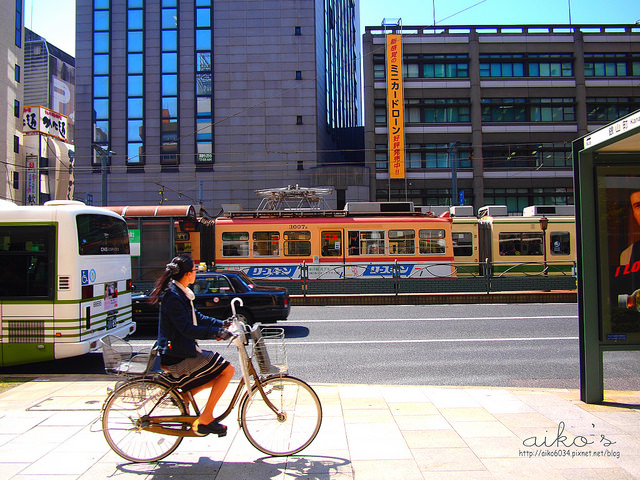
25, 0, 640, 57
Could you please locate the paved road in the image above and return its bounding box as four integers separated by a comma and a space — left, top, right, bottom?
3, 303, 640, 391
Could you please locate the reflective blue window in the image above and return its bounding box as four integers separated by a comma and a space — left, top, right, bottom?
196, 0, 211, 6
162, 0, 177, 6
128, 98, 144, 118
162, 52, 178, 73
127, 142, 143, 163
128, 9, 143, 30
162, 74, 178, 96
197, 97, 211, 116
128, 120, 144, 141
128, 53, 144, 74
93, 54, 109, 74
94, 0, 109, 8
94, 98, 109, 120
197, 118, 212, 141
93, 76, 109, 97
162, 8, 177, 29
162, 97, 178, 117
94, 121, 109, 143
94, 32, 109, 53
196, 8, 210, 28
128, 0, 143, 8
196, 52, 211, 72
128, 75, 143, 96
94, 10, 109, 31
162, 30, 177, 51
196, 29, 211, 51
128, 31, 143, 52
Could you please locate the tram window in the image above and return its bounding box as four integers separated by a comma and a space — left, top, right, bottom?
284, 231, 311, 256
221, 231, 249, 257
550, 232, 570, 255
499, 232, 543, 256
321, 230, 342, 256
452, 231, 473, 257
418, 229, 446, 254
347, 230, 385, 255
253, 231, 280, 256
388, 229, 415, 255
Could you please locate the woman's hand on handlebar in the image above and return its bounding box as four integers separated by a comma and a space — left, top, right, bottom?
216, 328, 233, 341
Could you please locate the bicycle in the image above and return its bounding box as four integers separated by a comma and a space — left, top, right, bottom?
98, 298, 323, 463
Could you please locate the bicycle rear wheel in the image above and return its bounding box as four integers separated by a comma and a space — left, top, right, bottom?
240, 375, 322, 456
102, 378, 187, 462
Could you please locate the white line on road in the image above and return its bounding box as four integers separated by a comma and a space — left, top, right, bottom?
284, 336, 579, 345
282, 316, 577, 323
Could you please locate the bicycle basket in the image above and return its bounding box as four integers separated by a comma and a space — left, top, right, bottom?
99, 335, 157, 376
249, 325, 287, 375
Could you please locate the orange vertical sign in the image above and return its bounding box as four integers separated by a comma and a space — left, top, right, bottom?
386, 34, 405, 179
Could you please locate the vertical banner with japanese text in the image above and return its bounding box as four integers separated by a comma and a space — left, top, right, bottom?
386, 34, 405, 179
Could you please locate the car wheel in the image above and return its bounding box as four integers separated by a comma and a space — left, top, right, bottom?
236, 308, 254, 325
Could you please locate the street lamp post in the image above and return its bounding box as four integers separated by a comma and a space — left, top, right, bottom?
92, 144, 115, 206
539, 215, 549, 275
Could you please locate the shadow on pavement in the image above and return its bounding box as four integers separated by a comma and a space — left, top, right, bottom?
116, 455, 351, 479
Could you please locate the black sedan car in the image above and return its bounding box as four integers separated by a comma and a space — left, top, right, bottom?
132, 270, 290, 329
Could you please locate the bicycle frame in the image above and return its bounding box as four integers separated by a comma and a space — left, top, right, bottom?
135, 300, 283, 438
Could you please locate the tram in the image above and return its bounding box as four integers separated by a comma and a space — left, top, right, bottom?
212, 202, 455, 279
451, 205, 576, 276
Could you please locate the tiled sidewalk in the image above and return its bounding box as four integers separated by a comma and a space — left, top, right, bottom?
0, 376, 638, 479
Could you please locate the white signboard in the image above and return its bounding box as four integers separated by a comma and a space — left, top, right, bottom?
22, 105, 69, 142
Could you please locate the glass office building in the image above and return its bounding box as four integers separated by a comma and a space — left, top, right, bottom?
75, 0, 363, 210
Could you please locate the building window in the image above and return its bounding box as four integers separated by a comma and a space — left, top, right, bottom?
126, 0, 144, 165
195, 0, 213, 165
14, 136, 19, 153
92, 0, 111, 164
373, 54, 469, 79
480, 53, 572, 77
15, 0, 22, 47
481, 98, 574, 122
296, 70, 302, 80
585, 53, 640, 77
161, 0, 179, 165
587, 97, 640, 123
483, 142, 571, 169
296, 115, 303, 125
295, 26, 302, 36
14, 100, 20, 118
14, 64, 20, 82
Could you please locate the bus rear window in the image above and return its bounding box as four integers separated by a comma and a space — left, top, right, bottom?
77, 214, 130, 255
0, 225, 54, 298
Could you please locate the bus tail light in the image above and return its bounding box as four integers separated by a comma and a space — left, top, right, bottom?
126, 279, 133, 291
82, 285, 94, 300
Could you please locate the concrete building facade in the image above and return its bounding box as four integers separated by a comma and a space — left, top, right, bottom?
363, 24, 640, 213
74, 0, 364, 213
1, 0, 25, 204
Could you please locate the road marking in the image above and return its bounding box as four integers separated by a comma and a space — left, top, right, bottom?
285, 336, 579, 345
283, 316, 577, 323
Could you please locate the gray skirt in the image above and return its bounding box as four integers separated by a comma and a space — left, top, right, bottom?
162, 350, 230, 391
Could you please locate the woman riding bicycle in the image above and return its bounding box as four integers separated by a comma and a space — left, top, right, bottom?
149, 254, 234, 436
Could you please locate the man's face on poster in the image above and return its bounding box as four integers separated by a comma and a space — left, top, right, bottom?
632, 191, 640, 227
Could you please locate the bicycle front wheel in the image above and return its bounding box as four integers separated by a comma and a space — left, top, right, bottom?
240, 376, 322, 456
102, 378, 187, 462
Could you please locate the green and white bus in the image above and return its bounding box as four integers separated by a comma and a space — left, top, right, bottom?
0, 200, 136, 366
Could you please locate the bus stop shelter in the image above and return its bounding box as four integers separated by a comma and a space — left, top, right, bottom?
573, 109, 640, 403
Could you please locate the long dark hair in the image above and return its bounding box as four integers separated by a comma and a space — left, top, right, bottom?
148, 254, 194, 305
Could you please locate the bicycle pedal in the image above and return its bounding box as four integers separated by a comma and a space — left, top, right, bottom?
217, 430, 227, 438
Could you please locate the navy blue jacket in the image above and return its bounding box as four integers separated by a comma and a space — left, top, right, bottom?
157, 283, 225, 360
